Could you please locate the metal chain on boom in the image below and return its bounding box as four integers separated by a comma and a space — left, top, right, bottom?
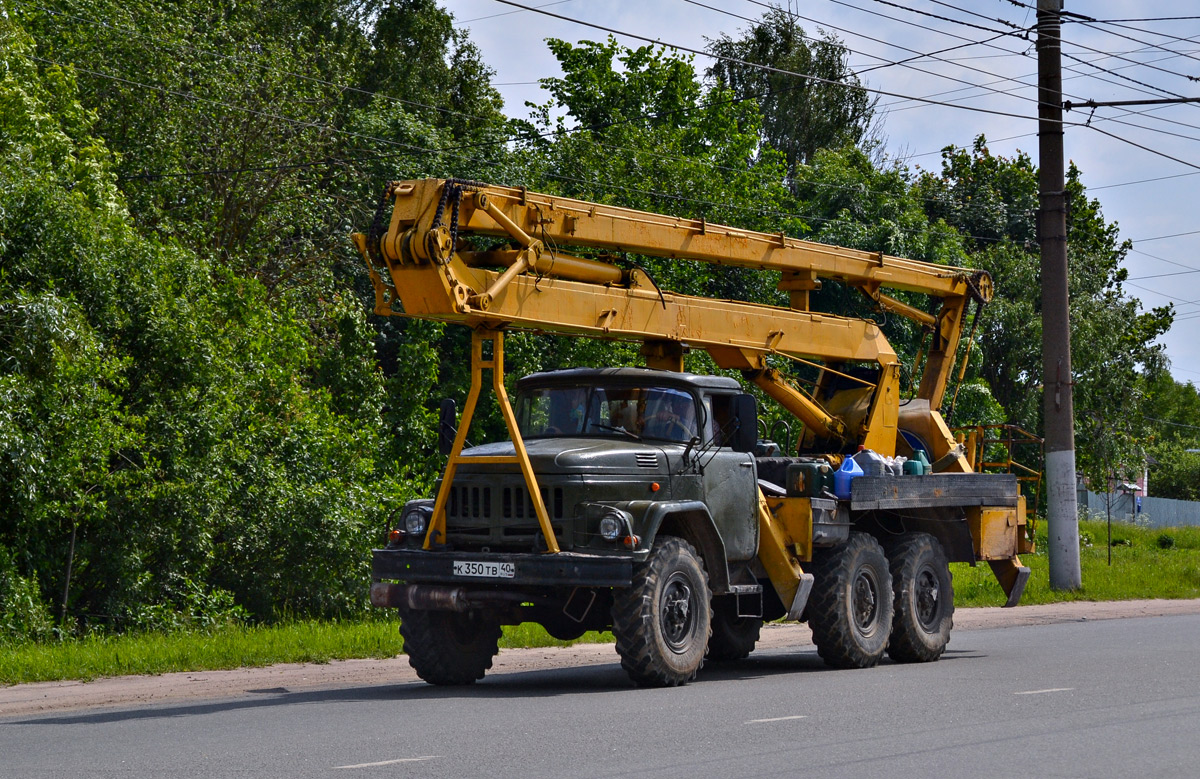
432, 179, 489, 260
366, 183, 394, 274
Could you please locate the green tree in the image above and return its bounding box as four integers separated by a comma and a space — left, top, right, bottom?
1, 21, 392, 634
914, 137, 1172, 475
706, 7, 878, 178
1142, 374, 1200, 499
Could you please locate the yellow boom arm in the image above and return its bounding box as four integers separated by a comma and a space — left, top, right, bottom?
353, 178, 989, 457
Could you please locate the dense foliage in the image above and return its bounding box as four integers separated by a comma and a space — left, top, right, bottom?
1, 22, 387, 638
2, 1, 1190, 642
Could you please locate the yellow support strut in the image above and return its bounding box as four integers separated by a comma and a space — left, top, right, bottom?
424, 329, 559, 553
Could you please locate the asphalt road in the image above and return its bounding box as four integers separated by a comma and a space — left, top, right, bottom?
4, 614, 1199, 778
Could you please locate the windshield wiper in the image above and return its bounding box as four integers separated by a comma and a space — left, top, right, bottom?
589, 423, 642, 441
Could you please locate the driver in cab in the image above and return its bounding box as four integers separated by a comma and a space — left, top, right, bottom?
642, 393, 698, 442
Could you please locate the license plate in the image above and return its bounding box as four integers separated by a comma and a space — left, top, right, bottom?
453, 560, 515, 579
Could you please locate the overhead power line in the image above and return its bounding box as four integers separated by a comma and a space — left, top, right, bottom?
40, 1, 1200, 190
28, 9, 1036, 218
1129, 248, 1200, 275
1132, 229, 1200, 244
869, 0, 1026, 36
1069, 16, 1200, 71
1070, 17, 1200, 25
456, 0, 575, 26
1083, 125, 1200, 172
487, 0, 1062, 122
735, 0, 1041, 110
812, 1, 1200, 147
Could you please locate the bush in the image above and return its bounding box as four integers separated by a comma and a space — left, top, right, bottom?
0, 546, 55, 645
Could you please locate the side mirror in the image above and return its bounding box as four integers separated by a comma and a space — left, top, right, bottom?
438, 398, 457, 456
732, 393, 757, 454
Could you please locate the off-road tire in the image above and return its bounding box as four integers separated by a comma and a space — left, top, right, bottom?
808, 532, 894, 669
612, 536, 712, 687
886, 532, 954, 663
398, 607, 502, 686
706, 595, 762, 662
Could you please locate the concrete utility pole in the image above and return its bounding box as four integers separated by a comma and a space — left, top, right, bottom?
1037, 0, 1081, 589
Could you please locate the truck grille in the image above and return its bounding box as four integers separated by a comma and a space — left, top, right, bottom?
636, 453, 659, 468
446, 483, 566, 521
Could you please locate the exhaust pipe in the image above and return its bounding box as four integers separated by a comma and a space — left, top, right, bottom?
372, 583, 470, 611
371, 583, 526, 611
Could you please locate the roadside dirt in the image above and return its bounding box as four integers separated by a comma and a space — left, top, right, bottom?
4, 598, 1199, 718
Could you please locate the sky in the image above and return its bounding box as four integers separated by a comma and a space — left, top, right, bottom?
432, 0, 1200, 385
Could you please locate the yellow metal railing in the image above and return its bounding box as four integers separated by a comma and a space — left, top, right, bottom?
954, 423, 1043, 540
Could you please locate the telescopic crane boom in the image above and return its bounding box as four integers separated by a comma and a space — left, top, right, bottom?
352, 177, 991, 458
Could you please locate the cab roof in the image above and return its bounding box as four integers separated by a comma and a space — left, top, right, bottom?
516, 366, 742, 393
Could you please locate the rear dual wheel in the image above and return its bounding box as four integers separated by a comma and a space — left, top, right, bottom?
886, 532, 953, 663
706, 596, 762, 662
808, 532, 893, 669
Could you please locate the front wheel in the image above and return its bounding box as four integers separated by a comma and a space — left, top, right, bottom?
808, 532, 893, 669
886, 532, 954, 663
612, 536, 712, 687
399, 608, 502, 686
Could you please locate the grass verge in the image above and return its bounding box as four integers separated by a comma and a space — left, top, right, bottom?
953, 518, 1200, 607
0, 619, 610, 686
5, 519, 1199, 685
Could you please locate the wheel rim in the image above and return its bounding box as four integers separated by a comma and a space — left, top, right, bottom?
852, 567, 880, 635
914, 563, 941, 630
660, 571, 695, 652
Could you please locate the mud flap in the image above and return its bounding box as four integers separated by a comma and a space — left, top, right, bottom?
988, 559, 1031, 608
787, 573, 815, 620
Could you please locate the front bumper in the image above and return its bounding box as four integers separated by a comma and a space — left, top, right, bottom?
371, 548, 633, 589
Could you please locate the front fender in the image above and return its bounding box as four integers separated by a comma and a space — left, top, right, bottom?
623, 500, 732, 594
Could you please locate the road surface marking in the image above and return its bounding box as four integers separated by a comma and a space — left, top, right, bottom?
1014, 688, 1074, 695
334, 757, 438, 769
745, 715, 808, 724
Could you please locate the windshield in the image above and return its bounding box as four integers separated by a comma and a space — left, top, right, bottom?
515, 384, 700, 443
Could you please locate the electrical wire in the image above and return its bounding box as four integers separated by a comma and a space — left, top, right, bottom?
1060, 49, 1184, 99
1132, 229, 1200, 244
36, 1, 1196, 208
792, 1, 1200, 148
743, 0, 1045, 111
1072, 17, 1200, 25
21, 20, 1037, 225
1060, 37, 1197, 92
1129, 248, 1200, 274
1069, 17, 1200, 69
863, 0, 1024, 36
1083, 125, 1200, 172
488, 0, 1061, 123
29, 1, 1200, 257
455, 0, 575, 26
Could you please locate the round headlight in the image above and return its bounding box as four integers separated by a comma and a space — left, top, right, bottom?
404, 508, 428, 536
599, 515, 622, 541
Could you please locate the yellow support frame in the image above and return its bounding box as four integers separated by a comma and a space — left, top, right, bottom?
423, 329, 559, 553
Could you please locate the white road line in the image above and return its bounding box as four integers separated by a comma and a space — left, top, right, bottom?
745, 715, 809, 724
333, 757, 438, 769
1014, 687, 1074, 695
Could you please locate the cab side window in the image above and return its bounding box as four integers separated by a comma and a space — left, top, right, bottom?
710, 394, 735, 447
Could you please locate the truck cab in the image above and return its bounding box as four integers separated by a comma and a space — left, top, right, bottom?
371, 367, 764, 684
